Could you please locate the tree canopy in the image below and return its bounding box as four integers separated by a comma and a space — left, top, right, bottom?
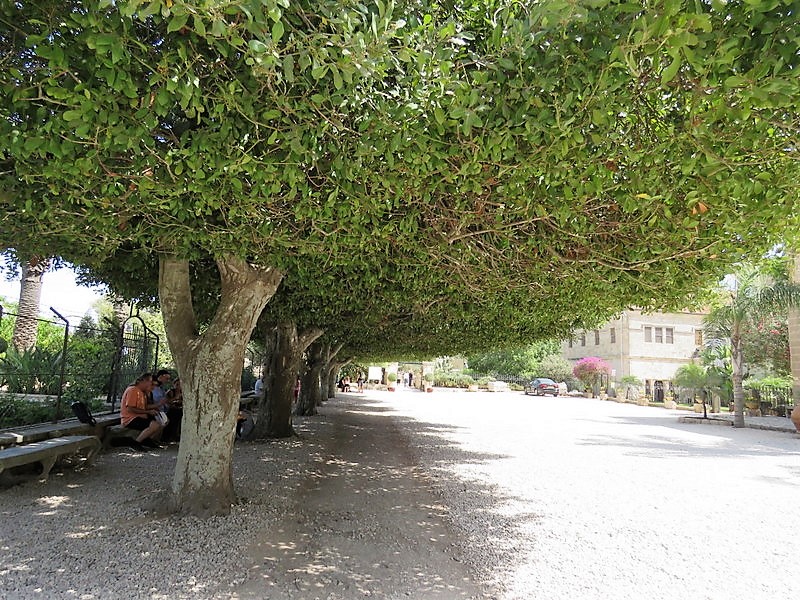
3, 0, 799, 351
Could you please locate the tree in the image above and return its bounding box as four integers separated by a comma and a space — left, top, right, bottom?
573, 357, 612, 396
3, 0, 800, 516
11, 256, 50, 351
467, 341, 560, 376
703, 263, 800, 428
673, 362, 710, 418
536, 354, 574, 384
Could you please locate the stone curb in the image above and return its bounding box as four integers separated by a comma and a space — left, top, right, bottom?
678, 415, 798, 435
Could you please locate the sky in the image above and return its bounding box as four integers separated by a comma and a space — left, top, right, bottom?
0, 266, 107, 325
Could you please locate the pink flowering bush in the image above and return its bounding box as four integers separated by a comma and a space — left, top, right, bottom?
573, 356, 612, 392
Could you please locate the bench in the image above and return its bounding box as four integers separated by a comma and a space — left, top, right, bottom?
0, 435, 101, 483
102, 424, 140, 450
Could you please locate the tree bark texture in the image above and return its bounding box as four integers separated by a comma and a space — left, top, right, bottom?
296, 341, 326, 416
252, 322, 322, 439
159, 255, 282, 517
731, 334, 746, 429
326, 361, 342, 399
12, 257, 49, 352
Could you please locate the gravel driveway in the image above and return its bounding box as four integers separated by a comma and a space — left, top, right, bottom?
1, 390, 797, 599
385, 389, 800, 600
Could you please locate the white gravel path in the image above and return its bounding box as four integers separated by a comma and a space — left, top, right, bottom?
384, 389, 800, 600
1, 390, 797, 600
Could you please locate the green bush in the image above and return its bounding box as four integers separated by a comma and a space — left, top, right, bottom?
0, 346, 63, 395
0, 393, 59, 427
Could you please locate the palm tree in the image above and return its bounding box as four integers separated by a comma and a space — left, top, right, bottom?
703, 263, 800, 428
11, 256, 51, 352
673, 362, 710, 418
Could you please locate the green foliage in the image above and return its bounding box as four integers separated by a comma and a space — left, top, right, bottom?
432, 369, 475, 388
3, 0, 799, 366
673, 363, 709, 394
536, 355, 574, 383
0, 393, 58, 428
467, 341, 560, 376
743, 374, 793, 389
0, 346, 63, 395
62, 333, 116, 402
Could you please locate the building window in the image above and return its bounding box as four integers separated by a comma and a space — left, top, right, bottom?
580, 332, 586, 346
655, 327, 663, 343
644, 326, 652, 342
594, 330, 600, 345
610, 327, 616, 343
695, 330, 703, 346
666, 327, 674, 344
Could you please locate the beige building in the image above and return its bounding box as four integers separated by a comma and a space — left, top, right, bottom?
562, 309, 706, 400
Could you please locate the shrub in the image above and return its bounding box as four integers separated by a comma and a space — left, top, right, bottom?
573, 357, 611, 393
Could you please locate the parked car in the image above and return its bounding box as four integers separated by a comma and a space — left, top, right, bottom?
524, 377, 559, 396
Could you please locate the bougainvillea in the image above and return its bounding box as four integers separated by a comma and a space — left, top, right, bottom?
573, 357, 612, 390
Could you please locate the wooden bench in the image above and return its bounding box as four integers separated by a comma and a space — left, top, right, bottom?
0, 435, 101, 483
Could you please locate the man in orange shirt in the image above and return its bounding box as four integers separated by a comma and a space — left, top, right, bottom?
121, 372, 164, 450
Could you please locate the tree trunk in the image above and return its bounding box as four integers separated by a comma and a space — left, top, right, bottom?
251, 322, 322, 439
326, 361, 343, 399
320, 344, 346, 402
296, 341, 325, 416
159, 255, 282, 517
12, 257, 50, 352
731, 335, 746, 428
789, 253, 800, 430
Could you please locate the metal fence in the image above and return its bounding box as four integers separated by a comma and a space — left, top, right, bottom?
0, 305, 161, 424
748, 385, 793, 418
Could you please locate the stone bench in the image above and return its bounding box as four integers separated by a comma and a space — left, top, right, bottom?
102, 424, 140, 450
0, 435, 101, 483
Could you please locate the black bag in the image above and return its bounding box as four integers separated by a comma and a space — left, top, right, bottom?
71, 401, 97, 426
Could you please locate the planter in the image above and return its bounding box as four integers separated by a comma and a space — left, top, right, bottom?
387, 386, 395, 392
791, 406, 800, 432
467, 385, 479, 392
426, 387, 433, 393
693, 403, 704, 413
583, 392, 593, 398
663, 399, 677, 409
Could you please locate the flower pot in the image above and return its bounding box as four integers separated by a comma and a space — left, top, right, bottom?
387, 386, 395, 392
791, 405, 800, 432
426, 387, 433, 393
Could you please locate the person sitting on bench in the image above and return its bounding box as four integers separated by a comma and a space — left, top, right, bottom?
121, 372, 165, 451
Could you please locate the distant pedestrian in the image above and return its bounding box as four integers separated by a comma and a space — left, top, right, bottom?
408, 372, 414, 388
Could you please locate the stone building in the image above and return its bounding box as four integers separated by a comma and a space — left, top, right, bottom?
562, 309, 706, 400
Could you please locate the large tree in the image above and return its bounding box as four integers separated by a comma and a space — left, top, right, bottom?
2, 0, 799, 515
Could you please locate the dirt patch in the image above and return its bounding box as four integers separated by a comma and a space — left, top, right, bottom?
233, 397, 484, 599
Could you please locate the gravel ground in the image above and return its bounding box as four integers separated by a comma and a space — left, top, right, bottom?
385, 389, 800, 600
1, 390, 798, 599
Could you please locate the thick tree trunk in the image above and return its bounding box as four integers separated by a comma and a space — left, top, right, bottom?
252, 322, 322, 439
296, 341, 325, 416
731, 336, 746, 428
159, 255, 282, 517
12, 257, 49, 352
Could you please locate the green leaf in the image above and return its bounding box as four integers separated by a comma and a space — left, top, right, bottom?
272, 20, 284, 42
248, 39, 268, 53
167, 13, 189, 33
661, 56, 681, 86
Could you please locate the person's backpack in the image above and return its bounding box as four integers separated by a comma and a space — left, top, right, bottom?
71, 400, 97, 426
